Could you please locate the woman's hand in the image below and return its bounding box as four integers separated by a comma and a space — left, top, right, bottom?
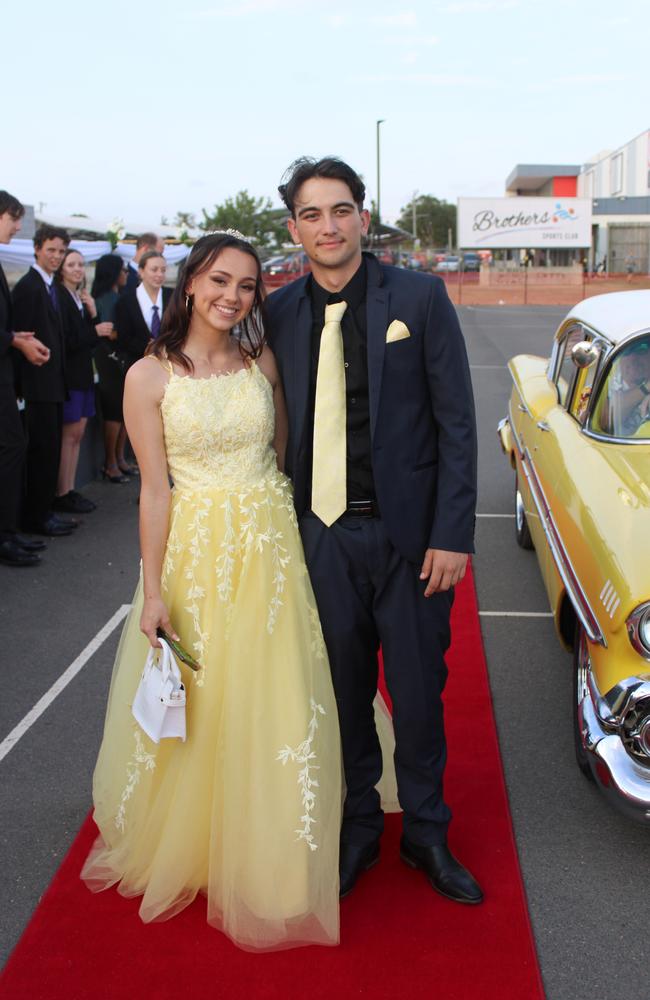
95, 321, 114, 339
80, 289, 97, 317
140, 596, 179, 648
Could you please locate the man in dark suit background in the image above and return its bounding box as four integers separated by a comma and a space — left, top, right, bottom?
0, 191, 50, 565
12, 223, 77, 536
123, 232, 165, 293
266, 157, 482, 904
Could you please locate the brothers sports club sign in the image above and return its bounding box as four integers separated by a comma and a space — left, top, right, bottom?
457, 197, 592, 249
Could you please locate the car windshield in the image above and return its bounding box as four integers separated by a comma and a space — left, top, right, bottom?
590, 334, 650, 439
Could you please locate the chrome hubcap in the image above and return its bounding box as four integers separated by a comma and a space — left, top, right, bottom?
515, 490, 526, 532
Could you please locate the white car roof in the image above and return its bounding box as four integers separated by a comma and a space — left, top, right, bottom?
565, 290, 650, 345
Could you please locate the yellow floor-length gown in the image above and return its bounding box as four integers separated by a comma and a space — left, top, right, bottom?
81, 359, 342, 951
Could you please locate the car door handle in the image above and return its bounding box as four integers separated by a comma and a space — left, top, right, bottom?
537, 420, 550, 432
518, 404, 528, 413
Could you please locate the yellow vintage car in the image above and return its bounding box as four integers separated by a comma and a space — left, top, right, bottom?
498, 290, 650, 821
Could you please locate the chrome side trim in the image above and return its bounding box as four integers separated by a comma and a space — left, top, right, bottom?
582, 427, 650, 447
508, 407, 606, 645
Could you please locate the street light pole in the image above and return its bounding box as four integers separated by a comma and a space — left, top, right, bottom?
376, 119, 385, 243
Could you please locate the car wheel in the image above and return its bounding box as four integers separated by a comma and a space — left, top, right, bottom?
573, 623, 595, 781
514, 479, 533, 550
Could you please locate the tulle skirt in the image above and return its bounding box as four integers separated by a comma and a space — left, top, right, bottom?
81, 480, 343, 951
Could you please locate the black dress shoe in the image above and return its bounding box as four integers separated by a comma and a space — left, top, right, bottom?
70, 490, 97, 511
7, 533, 47, 552
52, 491, 96, 514
50, 513, 79, 529
22, 516, 74, 537
400, 837, 483, 905
339, 841, 380, 899
0, 539, 41, 566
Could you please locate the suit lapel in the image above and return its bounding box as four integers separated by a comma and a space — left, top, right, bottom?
366, 284, 389, 440
292, 287, 312, 456
0, 262, 10, 304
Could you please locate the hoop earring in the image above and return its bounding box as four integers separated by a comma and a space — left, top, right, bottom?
185, 294, 192, 312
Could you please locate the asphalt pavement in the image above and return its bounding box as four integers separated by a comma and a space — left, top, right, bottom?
1, 305, 648, 999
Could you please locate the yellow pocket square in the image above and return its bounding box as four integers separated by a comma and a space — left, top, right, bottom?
386, 320, 410, 343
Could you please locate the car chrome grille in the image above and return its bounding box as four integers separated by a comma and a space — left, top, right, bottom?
621, 699, 650, 764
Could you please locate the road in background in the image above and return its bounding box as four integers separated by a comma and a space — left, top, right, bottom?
1, 306, 648, 999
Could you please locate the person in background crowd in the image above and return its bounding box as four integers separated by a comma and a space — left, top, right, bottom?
12, 224, 79, 537
91, 254, 131, 483
53, 249, 114, 513
114, 251, 171, 370
123, 232, 165, 293
0, 191, 50, 566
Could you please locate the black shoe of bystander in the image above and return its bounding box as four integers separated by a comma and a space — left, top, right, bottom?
0, 539, 41, 566
52, 491, 96, 514
22, 515, 76, 537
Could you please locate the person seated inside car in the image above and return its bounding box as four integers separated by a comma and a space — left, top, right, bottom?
598, 339, 650, 438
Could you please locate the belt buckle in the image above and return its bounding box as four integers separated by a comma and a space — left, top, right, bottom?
346, 500, 375, 517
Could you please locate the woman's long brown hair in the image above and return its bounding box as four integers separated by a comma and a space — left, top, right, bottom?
150, 233, 267, 373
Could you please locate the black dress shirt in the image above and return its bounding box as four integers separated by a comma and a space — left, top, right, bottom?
309, 260, 376, 503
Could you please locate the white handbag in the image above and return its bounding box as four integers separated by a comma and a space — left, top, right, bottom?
132, 637, 187, 743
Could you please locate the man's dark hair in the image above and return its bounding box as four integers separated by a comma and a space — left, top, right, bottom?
33, 224, 69, 249
278, 157, 366, 216
136, 231, 160, 250
0, 190, 25, 219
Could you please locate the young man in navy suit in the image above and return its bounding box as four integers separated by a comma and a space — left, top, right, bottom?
12, 224, 78, 536
0, 192, 50, 564
266, 157, 482, 904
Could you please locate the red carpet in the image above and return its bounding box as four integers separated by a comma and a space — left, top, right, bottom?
1, 566, 545, 1000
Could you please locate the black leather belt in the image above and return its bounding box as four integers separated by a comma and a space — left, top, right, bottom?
343, 499, 380, 518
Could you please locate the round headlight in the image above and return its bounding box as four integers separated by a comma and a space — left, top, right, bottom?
639, 610, 650, 652
627, 603, 650, 659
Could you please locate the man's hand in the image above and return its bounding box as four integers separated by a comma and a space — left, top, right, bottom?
13, 333, 50, 366
420, 548, 468, 596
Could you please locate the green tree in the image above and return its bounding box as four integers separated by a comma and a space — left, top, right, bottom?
396, 194, 456, 248
201, 190, 286, 247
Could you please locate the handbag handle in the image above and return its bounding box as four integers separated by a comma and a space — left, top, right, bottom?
151, 637, 183, 687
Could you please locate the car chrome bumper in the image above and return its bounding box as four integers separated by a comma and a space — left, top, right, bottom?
580, 685, 650, 823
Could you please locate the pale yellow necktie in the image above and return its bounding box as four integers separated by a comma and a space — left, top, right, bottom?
312, 300, 348, 526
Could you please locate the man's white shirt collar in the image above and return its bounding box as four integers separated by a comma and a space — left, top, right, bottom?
33, 263, 54, 287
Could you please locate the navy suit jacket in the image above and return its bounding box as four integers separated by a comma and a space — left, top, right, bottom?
12, 267, 66, 402
114, 286, 172, 367
265, 253, 477, 564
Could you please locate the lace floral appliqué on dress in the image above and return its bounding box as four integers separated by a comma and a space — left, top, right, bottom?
81, 361, 342, 952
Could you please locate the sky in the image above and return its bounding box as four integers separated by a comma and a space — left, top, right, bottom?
3, 0, 649, 228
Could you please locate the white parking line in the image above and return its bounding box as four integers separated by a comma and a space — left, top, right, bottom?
0, 604, 131, 765
476, 513, 515, 518
470, 364, 507, 370
479, 611, 553, 617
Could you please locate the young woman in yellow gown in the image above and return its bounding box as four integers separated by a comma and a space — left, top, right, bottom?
81, 232, 342, 951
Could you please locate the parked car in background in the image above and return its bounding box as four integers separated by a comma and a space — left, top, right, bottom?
435, 255, 461, 273
261, 255, 287, 274
461, 252, 481, 272
497, 290, 650, 823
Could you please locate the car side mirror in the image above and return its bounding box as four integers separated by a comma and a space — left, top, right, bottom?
571, 341, 600, 369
